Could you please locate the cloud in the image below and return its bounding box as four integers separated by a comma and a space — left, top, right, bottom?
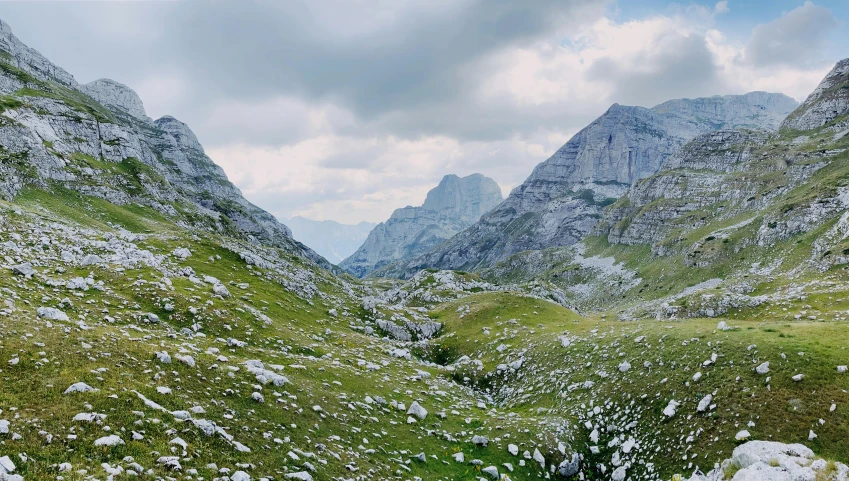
742, 1, 838, 68
585, 28, 721, 107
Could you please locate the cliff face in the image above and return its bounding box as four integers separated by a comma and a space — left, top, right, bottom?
781, 58, 849, 132
340, 174, 502, 277
381, 92, 798, 277
0, 18, 331, 268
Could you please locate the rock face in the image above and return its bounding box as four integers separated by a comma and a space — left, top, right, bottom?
781, 58, 849, 132
598, 128, 777, 248
0, 17, 331, 269
341, 174, 502, 277
286, 216, 376, 264
0, 19, 76, 88
79, 79, 150, 122
384, 93, 798, 276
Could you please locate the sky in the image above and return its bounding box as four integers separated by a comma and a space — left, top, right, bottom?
1, 0, 846, 224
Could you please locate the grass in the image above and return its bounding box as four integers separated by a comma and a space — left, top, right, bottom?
422, 290, 849, 479
0, 195, 564, 481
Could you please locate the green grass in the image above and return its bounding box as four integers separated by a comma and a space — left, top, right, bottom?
425, 291, 849, 479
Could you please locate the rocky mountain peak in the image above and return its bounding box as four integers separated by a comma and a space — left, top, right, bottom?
421, 173, 503, 224
154, 115, 205, 153
340, 173, 503, 277
381, 91, 799, 276
80, 78, 150, 122
780, 58, 849, 132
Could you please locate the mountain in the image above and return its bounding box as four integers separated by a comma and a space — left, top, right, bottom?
780, 58, 849, 132
381, 92, 798, 277
286, 216, 375, 264
340, 173, 502, 277
0, 18, 331, 269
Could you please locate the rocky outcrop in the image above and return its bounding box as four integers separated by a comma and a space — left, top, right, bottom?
781, 58, 849, 132
0, 19, 76, 88
80, 79, 150, 122
341, 174, 502, 277
599, 129, 774, 247
384, 93, 797, 277
684, 441, 847, 481
0, 17, 332, 270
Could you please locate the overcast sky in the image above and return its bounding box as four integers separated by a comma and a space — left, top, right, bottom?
2, 0, 846, 223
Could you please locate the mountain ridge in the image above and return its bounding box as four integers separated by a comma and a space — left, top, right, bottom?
376, 91, 799, 277
341, 173, 502, 277
0, 18, 333, 270
286, 216, 376, 264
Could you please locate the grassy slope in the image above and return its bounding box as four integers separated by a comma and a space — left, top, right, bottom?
426, 292, 849, 479
0, 189, 561, 481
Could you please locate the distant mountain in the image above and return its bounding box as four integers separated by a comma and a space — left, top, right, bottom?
286, 216, 375, 264
382, 91, 799, 277
340, 174, 503, 277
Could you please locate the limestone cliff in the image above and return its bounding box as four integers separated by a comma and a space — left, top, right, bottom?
341, 174, 502, 277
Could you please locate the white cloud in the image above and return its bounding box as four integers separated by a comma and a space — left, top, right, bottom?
742, 1, 837, 68
199, 2, 837, 224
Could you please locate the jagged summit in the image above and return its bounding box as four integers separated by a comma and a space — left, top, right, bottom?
421, 173, 503, 223
340, 173, 502, 277
154, 115, 205, 152
781, 57, 849, 132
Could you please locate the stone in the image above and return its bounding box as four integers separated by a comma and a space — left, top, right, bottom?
611, 466, 627, 481
697, 394, 713, 412
481, 466, 499, 479
663, 399, 679, 418
756, 362, 770, 375
231, 471, 250, 481
37, 307, 68, 321
406, 401, 428, 420
557, 453, 580, 477
285, 472, 313, 481
10, 262, 33, 278
0, 455, 15, 474
93, 434, 124, 447
212, 283, 231, 297
80, 254, 103, 266
64, 382, 98, 394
